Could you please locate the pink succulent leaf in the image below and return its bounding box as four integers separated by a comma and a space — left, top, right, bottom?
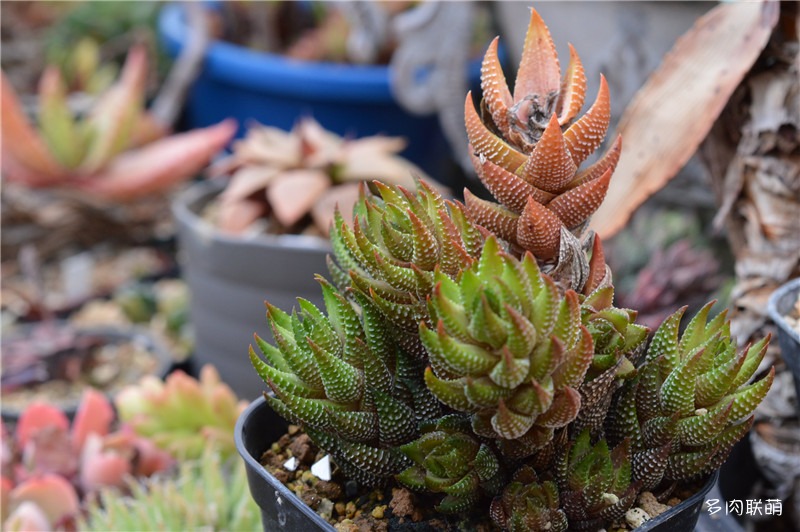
78, 44, 149, 174
3, 501, 52, 532
129, 112, 168, 148
218, 197, 269, 234
1, 424, 12, 478
229, 124, 301, 168
16, 403, 69, 448
297, 117, 345, 165
79, 433, 131, 492
8, 474, 79, 527
71, 389, 114, 452
0, 72, 65, 184
311, 183, 361, 236
2, 476, 13, 523
19, 427, 77, 481
220, 165, 282, 202
74, 118, 237, 202
267, 169, 331, 228
338, 148, 422, 187
130, 437, 173, 477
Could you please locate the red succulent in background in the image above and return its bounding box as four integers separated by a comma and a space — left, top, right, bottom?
1, 45, 236, 202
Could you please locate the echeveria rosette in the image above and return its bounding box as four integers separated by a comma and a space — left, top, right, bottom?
464, 8, 620, 293
329, 180, 484, 358
556, 430, 640, 530
490, 466, 567, 532
115, 365, 245, 460
249, 277, 437, 485
421, 236, 594, 459
607, 303, 773, 489
396, 416, 504, 514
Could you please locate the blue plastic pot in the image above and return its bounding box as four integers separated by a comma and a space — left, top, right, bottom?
157, 3, 484, 181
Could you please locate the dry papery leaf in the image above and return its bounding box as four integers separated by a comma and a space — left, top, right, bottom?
590, 0, 780, 238
699, 3, 800, 345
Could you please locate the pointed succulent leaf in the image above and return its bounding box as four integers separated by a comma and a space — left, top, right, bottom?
465, 93, 527, 172
521, 114, 577, 193
563, 75, 611, 167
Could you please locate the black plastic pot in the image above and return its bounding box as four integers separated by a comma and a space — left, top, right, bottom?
236, 396, 719, 532
236, 396, 334, 531
173, 181, 329, 399
767, 278, 800, 408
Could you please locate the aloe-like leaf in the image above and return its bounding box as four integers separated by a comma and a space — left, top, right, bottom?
464, 93, 527, 172
78, 119, 236, 202
1, 73, 65, 184
80, 45, 149, 173
37, 67, 87, 169
563, 75, 611, 167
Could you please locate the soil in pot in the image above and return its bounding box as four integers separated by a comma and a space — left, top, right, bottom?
260, 425, 713, 532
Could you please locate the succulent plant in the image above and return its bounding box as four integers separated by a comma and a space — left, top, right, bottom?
463, 9, 620, 290
208, 118, 432, 236
608, 303, 773, 489
422, 237, 592, 452
490, 466, 567, 532
82, 449, 259, 532
556, 430, 639, 530
250, 277, 444, 486
248, 7, 774, 530
329, 179, 484, 359
56, 37, 117, 95
1, 389, 172, 531
115, 365, 247, 460
1, 45, 235, 201
396, 415, 504, 513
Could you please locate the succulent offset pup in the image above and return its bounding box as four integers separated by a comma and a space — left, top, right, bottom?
465, 9, 620, 291
249, 7, 773, 530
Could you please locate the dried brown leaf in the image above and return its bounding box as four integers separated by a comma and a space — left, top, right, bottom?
590, 0, 780, 238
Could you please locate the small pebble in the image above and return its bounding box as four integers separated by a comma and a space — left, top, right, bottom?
301, 489, 321, 510
371, 505, 387, 519
335, 502, 347, 516
334, 520, 357, 532
345, 501, 357, 519
318, 499, 334, 520
625, 507, 650, 528
316, 480, 343, 499
288, 424, 300, 435
637, 491, 669, 517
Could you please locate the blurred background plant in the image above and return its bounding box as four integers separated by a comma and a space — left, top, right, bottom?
115, 365, 246, 460
206, 118, 430, 238
81, 448, 259, 532
1, 389, 173, 530
2, 369, 251, 531
1, 1, 164, 97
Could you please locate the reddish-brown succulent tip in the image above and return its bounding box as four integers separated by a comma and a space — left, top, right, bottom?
516, 197, 562, 261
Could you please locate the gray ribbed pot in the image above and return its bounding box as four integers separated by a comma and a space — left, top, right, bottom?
767, 278, 800, 411
173, 181, 329, 399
